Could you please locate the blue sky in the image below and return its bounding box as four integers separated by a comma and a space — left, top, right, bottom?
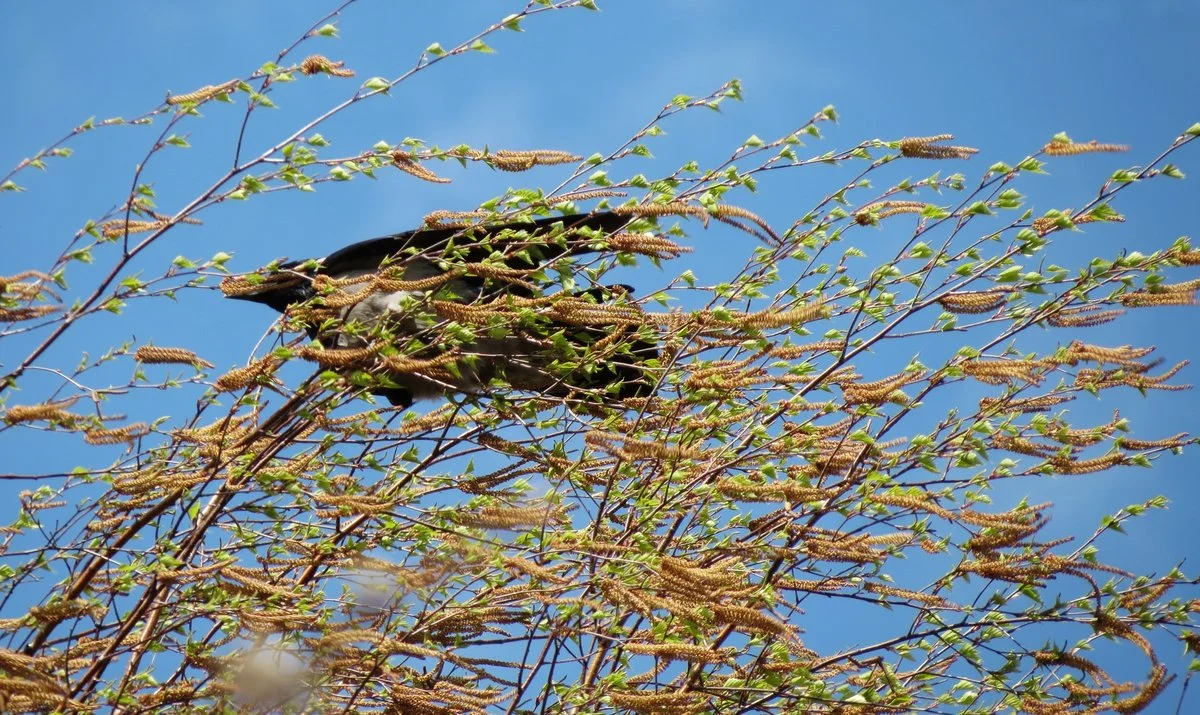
3, 1, 1200, 709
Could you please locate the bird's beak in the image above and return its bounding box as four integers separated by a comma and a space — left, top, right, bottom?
222, 272, 314, 314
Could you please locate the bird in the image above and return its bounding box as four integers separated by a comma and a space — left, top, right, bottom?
226, 212, 659, 408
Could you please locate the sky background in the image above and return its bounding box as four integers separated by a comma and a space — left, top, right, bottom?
3, 1, 1199, 710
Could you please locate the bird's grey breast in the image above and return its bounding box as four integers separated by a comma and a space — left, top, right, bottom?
330, 257, 543, 401
334, 257, 476, 346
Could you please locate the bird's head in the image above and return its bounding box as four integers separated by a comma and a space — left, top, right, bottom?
222, 259, 320, 314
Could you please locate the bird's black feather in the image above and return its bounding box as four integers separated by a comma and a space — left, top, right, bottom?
229, 212, 658, 408
321, 211, 632, 278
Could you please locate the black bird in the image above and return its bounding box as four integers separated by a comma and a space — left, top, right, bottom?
228, 212, 659, 408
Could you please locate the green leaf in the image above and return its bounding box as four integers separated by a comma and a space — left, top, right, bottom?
0, 180, 23, 192
1161, 163, 1186, 179
425, 42, 446, 57
1088, 203, 1123, 222
671, 94, 693, 109
248, 92, 276, 109
996, 265, 1022, 282
743, 134, 764, 148
1016, 157, 1046, 174
501, 13, 523, 31
995, 189, 1024, 209
909, 242, 933, 259
1100, 514, 1126, 534
362, 77, 390, 92
965, 201, 993, 216
241, 176, 267, 193
1186, 122, 1200, 137
315, 23, 338, 38
469, 39, 495, 54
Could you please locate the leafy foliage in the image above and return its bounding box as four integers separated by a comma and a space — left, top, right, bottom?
2, 3, 1200, 714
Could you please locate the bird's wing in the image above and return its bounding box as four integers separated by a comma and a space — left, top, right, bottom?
227, 212, 636, 312
317, 212, 632, 279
